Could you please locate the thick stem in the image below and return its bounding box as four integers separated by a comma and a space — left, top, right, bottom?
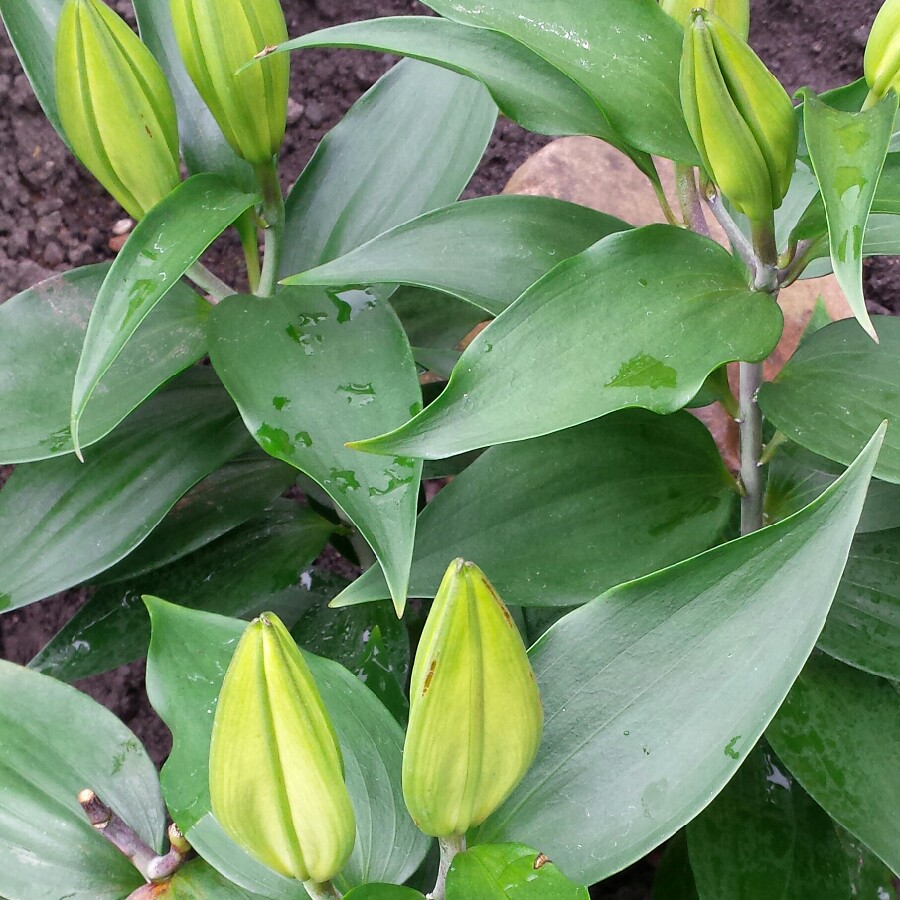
705, 190, 757, 275
236, 209, 262, 293
304, 880, 342, 900
145, 824, 191, 881
185, 262, 234, 304
675, 165, 711, 238
429, 834, 466, 900
256, 159, 285, 298
78, 790, 160, 881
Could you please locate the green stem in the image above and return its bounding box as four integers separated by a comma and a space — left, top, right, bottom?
185, 261, 235, 304
303, 880, 342, 900
652, 178, 679, 227
255, 159, 285, 298
236, 209, 261, 293
675, 164, 711, 237
861, 88, 881, 112
430, 834, 466, 900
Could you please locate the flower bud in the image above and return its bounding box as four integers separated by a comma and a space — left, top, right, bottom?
209, 613, 355, 885
169, 0, 289, 165
55, 0, 181, 220
660, 0, 749, 40
865, 0, 900, 103
680, 10, 798, 222
402, 560, 543, 837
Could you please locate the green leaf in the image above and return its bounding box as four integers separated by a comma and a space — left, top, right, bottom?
0, 0, 68, 144
801, 90, 897, 341
29, 503, 332, 682
343, 886, 425, 900
473, 427, 883, 885
129, 858, 266, 898
71, 175, 258, 453
766, 655, 900, 874
0, 368, 250, 613
818, 528, 900, 681
352, 226, 783, 459
0, 660, 165, 900
0, 264, 208, 463
283, 195, 629, 315
145, 600, 430, 891
758, 317, 900, 483
95, 451, 296, 584
269, 17, 632, 152
132, 0, 251, 183
686, 743, 849, 899
334, 410, 737, 608
838, 828, 900, 900
280, 58, 496, 278
420, 0, 698, 162
653, 833, 699, 900
209, 288, 422, 615
446, 843, 589, 899
391, 285, 488, 360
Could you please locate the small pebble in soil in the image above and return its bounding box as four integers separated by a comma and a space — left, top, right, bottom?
112, 217, 134, 236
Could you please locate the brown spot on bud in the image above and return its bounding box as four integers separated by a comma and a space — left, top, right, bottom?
422, 658, 438, 696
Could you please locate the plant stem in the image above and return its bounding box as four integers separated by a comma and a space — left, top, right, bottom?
236, 209, 261, 293
185, 262, 234, 304
429, 834, 466, 900
705, 190, 757, 275
256, 159, 285, 298
651, 178, 679, 227
675, 164, 711, 238
861, 88, 881, 112
146, 824, 192, 880
304, 880, 342, 899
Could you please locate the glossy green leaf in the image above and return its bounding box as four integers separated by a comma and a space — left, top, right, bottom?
473, 427, 883, 884
817, 528, 900, 681
353, 226, 783, 459
283, 195, 629, 315
0, 264, 208, 463
446, 843, 589, 899
0, 0, 68, 143
766, 655, 900, 874
132, 0, 250, 182
0, 660, 165, 900
0, 369, 250, 613
421, 0, 697, 162
759, 317, 900, 483
30, 502, 332, 682
129, 858, 265, 898
145, 600, 430, 891
686, 743, 848, 899
839, 828, 900, 900
653, 833, 699, 900
71, 175, 258, 453
334, 410, 736, 608
209, 288, 422, 614
95, 451, 296, 584
280, 58, 496, 278
269, 17, 628, 150
343, 886, 425, 900
801, 90, 897, 341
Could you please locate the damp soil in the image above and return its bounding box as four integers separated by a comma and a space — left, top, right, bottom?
0, 1, 893, 897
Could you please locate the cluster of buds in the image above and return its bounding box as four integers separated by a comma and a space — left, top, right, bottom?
660, 0, 749, 40
54, 0, 289, 216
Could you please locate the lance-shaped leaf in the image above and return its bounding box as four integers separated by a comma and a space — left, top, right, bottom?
209, 288, 422, 615
145, 600, 430, 893
0, 264, 208, 463
30, 503, 332, 683
283, 196, 629, 315
420, 0, 698, 163
0, 369, 251, 613
759, 317, 900, 483
472, 426, 883, 885
128, 857, 267, 898
766, 655, 900, 875
686, 744, 849, 899
801, 90, 897, 341
70, 175, 258, 455
351, 226, 782, 459
0, 660, 166, 900
653, 833, 699, 900
281, 58, 496, 278
334, 410, 737, 609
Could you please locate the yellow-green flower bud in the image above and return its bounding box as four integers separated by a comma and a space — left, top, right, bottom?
680, 10, 798, 223
209, 613, 356, 885
865, 0, 900, 104
660, 0, 749, 41
402, 560, 543, 838
169, 0, 289, 165
55, 0, 181, 220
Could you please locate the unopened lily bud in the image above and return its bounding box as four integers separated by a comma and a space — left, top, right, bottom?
170, 0, 289, 165
680, 10, 798, 222
660, 0, 749, 40
403, 560, 543, 838
209, 613, 355, 885
865, 0, 900, 104
55, 0, 180, 219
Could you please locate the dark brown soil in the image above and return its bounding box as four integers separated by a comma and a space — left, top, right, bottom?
0, 1, 891, 896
